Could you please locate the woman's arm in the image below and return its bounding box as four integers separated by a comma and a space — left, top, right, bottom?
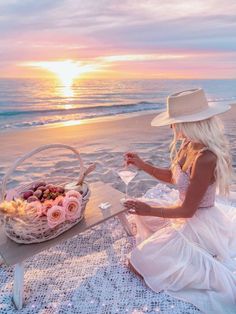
141, 161, 173, 184
125, 152, 173, 184
125, 151, 217, 218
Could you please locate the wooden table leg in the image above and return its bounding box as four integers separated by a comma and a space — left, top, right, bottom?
117, 212, 134, 236
13, 262, 24, 310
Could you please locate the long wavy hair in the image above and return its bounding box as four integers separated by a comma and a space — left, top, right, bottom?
170, 116, 233, 195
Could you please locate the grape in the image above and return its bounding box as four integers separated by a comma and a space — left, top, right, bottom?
58, 187, 65, 194
37, 186, 46, 192
32, 181, 46, 191
51, 193, 57, 200
46, 184, 54, 190
43, 190, 50, 198
23, 190, 34, 200
34, 190, 42, 199
27, 196, 39, 203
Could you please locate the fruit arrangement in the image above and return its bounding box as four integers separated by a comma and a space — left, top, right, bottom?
21, 181, 67, 203
0, 180, 86, 229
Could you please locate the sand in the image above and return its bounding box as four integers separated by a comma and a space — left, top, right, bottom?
1, 106, 236, 196
0, 112, 168, 196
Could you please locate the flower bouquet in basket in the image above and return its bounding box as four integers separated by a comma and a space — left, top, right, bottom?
0, 144, 93, 244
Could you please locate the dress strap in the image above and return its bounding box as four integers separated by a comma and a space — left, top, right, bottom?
200, 147, 209, 151
198, 147, 210, 154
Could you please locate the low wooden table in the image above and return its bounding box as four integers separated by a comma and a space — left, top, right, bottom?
0, 182, 133, 309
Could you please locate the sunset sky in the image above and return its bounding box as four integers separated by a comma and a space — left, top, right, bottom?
1, 0, 236, 79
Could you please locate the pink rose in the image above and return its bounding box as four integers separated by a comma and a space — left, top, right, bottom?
26, 201, 43, 217
54, 195, 64, 206
42, 199, 54, 215
47, 205, 66, 228
63, 196, 82, 221
65, 190, 82, 201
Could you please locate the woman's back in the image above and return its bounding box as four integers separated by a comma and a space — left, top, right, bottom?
173, 143, 217, 208
174, 161, 217, 208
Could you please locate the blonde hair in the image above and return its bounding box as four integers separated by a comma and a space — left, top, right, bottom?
170, 116, 233, 195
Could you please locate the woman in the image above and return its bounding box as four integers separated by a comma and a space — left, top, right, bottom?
124, 88, 236, 313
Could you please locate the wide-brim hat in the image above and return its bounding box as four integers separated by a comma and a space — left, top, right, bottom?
151, 88, 231, 127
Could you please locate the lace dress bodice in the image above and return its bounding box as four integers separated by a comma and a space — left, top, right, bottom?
174, 163, 216, 208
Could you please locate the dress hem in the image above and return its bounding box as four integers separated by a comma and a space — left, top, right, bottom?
129, 256, 203, 312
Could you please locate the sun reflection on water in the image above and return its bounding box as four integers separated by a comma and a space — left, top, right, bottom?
60, 84, 74, 98
62, 120, 83, 126
64, 104, 73, 109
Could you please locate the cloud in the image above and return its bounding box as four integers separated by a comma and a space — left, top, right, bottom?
0, 0, 236, 78
98, 54, 190, 62
0, 0, 64, 15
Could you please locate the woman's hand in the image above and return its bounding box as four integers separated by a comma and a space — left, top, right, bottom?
124, 199, 152, 216
124, 152, 145, 170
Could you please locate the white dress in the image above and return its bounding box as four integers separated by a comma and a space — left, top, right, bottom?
129, 163, 236, 314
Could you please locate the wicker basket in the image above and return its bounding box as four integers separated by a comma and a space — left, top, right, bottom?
0, 144, 90, 244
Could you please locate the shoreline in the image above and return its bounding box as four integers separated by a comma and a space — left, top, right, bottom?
1, 102, 235, 135
1, 106, 235, 159
0, 109, 161, 135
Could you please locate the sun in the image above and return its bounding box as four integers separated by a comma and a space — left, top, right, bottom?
22, 59, 103, 96
22, 60, 91, 97
23, 59, 100, 86
34, 60, 81, 86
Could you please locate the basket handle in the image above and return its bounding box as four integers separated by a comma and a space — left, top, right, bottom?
1, 144, 85, 201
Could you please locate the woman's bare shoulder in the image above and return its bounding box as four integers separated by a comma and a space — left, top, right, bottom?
191, 149, 217, 179
196, 149, 217, 165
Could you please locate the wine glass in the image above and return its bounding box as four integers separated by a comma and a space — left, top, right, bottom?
117, 167, 137, 199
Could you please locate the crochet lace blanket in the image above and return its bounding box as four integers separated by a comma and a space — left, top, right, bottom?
0, 216, 201, 314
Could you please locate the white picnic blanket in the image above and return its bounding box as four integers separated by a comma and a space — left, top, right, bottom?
0, 217, 201, 314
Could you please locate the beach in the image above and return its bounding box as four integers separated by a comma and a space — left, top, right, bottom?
0, 105, 236, 313
0, 112, 168, 201
1, 105, 236, 194
1, 0, 236, 310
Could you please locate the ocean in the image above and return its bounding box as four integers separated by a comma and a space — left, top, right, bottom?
0, 78, 235, 132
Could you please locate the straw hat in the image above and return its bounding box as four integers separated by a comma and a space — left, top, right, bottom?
151, 88, 231, 127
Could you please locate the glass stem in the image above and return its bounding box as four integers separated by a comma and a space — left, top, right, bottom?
125, 184, 128, 199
